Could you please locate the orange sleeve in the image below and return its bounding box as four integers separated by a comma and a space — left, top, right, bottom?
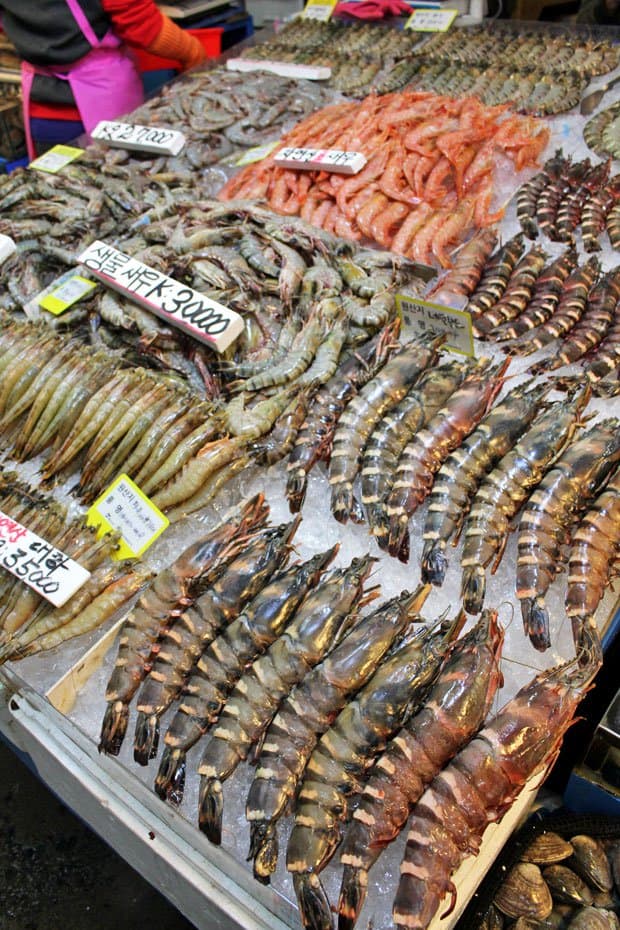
145, 15, 207, 70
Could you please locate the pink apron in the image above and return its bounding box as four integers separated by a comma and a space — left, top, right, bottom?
21, 0, 144, 159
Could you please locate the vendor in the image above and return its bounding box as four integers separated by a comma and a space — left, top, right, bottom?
0, 0, 207, 158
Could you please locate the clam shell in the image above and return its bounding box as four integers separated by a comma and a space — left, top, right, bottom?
567, 906, 620, 929
542, 864, 594, 907
592, 888, 617, 909
569, 835, 613, 891
494, 862, 553, 920
523, 832, 575, 865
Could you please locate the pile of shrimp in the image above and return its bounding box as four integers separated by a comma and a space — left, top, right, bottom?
220, 91, 550, 268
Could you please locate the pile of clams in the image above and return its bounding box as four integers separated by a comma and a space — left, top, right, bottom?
479, 830, 620, 929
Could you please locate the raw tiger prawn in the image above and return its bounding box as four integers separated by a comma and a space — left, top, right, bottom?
328, 335, 444, 524
386, 357, 508, 563
473, 245, 547, 337
98, 494, 268, 756
286, 321, 398, 514
337, 608, 504, 930
517, 417, 620, 651
197, 554, 377, 840
421, 379, 550, 586
466, 233, 525, 317
392, 636, 602, 929
460, 387, 589, 616
362, 359, 471, 550
246, 584, 431, 884
153, 545, 337, 802
566, 465, 620, 659
133, 516, 301, 767
287, 610, 464, 930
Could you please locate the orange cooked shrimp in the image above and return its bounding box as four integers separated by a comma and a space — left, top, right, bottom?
391, 202, 435, 255
423, 155, 455, 204
355, 191, 391, 238
370, 200, 410, 248
410, 207, 451, 264
432, 196, 476, 268
379, 146, 422, 206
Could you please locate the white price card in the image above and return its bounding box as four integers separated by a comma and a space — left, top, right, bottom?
226, 58, 331, 81
77, 240, 244, 354
0, 510, 91, 607
274, 147, 366, 175
302, 0, 338, 19
29, 144, 83, 173
405, 7, 459, 30
396, 294, 474, 356
38, 274, 97, 315
86, 474, 169, 560
92, 120, 186, 156
0, 234, 16, 265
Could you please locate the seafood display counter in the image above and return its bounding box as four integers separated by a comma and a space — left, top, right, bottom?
1, 15, 620, 930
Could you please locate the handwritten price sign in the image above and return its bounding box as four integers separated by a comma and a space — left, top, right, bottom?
302, 0, 338, 19
405, 8, 459, 30
396, 294, 475, 356
87, 474, 168, 560
77, 241, 243, 354
92, 120, 186, 156
0, 511, 91, 607
274, 147, 367, 175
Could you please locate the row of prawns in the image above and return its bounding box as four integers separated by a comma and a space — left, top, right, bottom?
97, 495, 604, 930
281, 319, 620, 655
220, 90, 549, 268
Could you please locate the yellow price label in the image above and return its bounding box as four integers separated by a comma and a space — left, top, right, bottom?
396, 294, 474, 357
86, 474, 169, 560
405, 8, 459, 30
39, 275, 97, 315
29, 144, 83, 173
302, 0, 338, 20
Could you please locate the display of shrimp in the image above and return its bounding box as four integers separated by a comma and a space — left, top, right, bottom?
286, 321, 399, 514
98, 495, 268, 755
531, 269, 620, 375
220, 91, 550, 267
425, 228, 498, 306
517, 417, 620, 651
337, 608, 504, 930
132, 516, 301, 766
583, 296, 620, 384
0, 471, 150, 665
328, 335, 443, 524
246, 585, 430, 884
584, 100, 620, 162
392, 635, 602, 930
460, 388, 589, 617
499, 256, 601, 358
466, 233, 526, 317
196, 554, 377, 833
153, 545, 337, 803
385, 357, 508, 563
362, 359, 471, 549
566, 465, 620, 657
472, 245, 551, 338
421, 380, 550, 586
287, 610, 464, 930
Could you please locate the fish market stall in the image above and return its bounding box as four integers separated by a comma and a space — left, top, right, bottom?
1, 15, 620, 930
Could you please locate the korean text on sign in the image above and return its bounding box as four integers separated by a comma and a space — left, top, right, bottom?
87, 474, 169, 560
0, 510, 91, 607
77, 241, 243, 354
396, 294, 475, 357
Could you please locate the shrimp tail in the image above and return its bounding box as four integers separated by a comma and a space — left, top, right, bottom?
154, 747, 186, 805
338, 867, 367, 930
98, 700, 129, 756
293, 873, 334, 930
420, 539, 448, 586
461, 565, 486, 615
522, 596, 552, 652
133, 712, 160, 766
198, 777, 224, 845
249, 823, 278, 885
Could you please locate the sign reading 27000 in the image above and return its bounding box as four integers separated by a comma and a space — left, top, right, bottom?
77, 241, 243, 353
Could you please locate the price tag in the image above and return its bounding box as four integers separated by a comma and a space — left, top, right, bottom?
77, 240, 244, 353
226, 58, 331, 80
234, 140, 281, 166
0, 510, 91, 607
29, 144, 83, 173
302, 0, 338, 19
396, 294, 474, 356
0, 233, 16, 265
86, 474, 169, 560
274, 147, 366, 175
38, 274, 97, 315
405, 7, 459, 30
92, 120, 186, 156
